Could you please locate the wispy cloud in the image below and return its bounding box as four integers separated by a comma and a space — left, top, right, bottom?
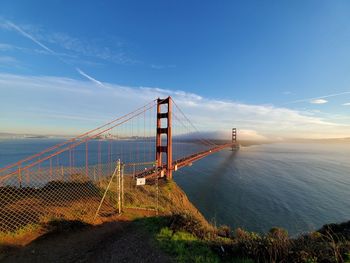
0, 56, 19, 64
0, 43, 15, 51
310, 99, 328, 104
1, 19, 174, 71
7, 24, 136, 65
1, 73, 350, 139
0, 73, 93, 94
0, 56, 23, 69
343, 102, 350, 106
4, 21, 55, 55
2, 20, 105, 86
284, 91, 350, 105
76, 68, 103, 87
0, 42, 76, 61
44, 32, 138, 65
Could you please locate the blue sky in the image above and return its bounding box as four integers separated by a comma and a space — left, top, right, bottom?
1, 1, 350, 139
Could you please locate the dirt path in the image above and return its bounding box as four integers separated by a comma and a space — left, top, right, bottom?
1, 221, 173, 263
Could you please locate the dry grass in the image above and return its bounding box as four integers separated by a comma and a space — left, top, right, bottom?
231, 224, 350, 263
0, 224, 43, 248
0, 181, 117, 233
0, 177, 212, 248
2, 178, 349, 263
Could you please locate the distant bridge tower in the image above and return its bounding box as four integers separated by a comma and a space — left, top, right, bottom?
156, 97, 173, 180
232, 128, 237, 150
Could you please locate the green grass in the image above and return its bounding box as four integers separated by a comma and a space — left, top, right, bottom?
157, 227, 220, 263
345, 253, 350, 263
134, 216, 168, 233
135, 216, 253, 263
156, 227, 253, 263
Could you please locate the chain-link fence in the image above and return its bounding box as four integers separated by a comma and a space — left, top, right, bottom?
0, 157, 160, 236
122, 162, 159, 212
0, 161, 116, 234
0, 96, 218, 237
95, 161, 159, 218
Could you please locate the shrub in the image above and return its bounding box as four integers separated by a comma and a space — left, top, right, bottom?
169, 213, 214, 239
157, 227, 220, 263
233, 225, 350, 263
217, 225, 232, 238
234, 227, 290, 263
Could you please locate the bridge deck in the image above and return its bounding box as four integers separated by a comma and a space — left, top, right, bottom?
135, 142, 239, 179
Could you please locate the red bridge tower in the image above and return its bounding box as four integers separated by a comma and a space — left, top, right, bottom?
156, 97, 173, 180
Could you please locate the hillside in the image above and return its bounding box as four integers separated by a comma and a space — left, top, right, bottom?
0, 181, 215, 262
1, 181, 349, 263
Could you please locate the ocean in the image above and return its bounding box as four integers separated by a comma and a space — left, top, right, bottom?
1, 139, 349, 235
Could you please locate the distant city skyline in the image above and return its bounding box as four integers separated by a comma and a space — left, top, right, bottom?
1, 1, 350, 140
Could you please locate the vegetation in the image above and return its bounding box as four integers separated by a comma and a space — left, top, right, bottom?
134, 215, 251, 263
1, 179, 349, 262
135, 212, 350, 263
130, 181, 350, 262
0, 224, 42, 246
233, 226, 350, 262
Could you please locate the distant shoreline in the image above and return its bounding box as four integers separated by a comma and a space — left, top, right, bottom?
0, 133, 349, 145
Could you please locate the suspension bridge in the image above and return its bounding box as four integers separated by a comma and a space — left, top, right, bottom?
0, 96, 238, 233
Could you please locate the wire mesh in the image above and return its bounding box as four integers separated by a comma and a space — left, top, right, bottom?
0, 97, 224, 235
0, 100, 158, 234
0, 160, 118, 234
0, 157, 161, 234
122, 162, 159, 212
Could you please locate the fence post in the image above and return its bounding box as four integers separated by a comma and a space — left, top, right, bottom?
117, 159, 121, 214
94, 161, 119, 221
155, 162, 159, 215
18, 165, 22, 188
85, 142, 89, 178
121, 163, 124, 212
61, 166, 64, 181
50, 158, 53, 180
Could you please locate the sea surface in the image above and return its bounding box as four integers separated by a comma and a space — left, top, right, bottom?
176, 142, 350, 235
1, 139, 349, 235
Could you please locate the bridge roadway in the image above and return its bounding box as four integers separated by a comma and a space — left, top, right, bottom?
135, 142, 239, 179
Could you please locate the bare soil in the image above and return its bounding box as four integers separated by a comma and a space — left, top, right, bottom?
0, 181, 211, 262
1, 220, 172, 263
